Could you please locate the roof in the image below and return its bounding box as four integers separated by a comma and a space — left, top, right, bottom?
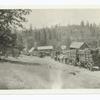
70, 42, 87, 49
29, 47, 35, 53
38, 46, 53, 50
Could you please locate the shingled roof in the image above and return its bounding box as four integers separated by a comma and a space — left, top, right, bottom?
70, 42, 88, 49
38, 46, 53, 50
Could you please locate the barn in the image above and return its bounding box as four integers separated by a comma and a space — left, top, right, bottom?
37, 46, 54, 57
70, 42, 89, 50
29, 46, 53, 56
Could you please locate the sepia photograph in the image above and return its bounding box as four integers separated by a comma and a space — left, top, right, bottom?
0, 9, 100, 90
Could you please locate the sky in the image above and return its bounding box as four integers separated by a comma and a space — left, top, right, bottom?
24, 9, 100, 29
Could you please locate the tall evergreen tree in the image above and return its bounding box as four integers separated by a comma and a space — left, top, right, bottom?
0, 9, 31, 55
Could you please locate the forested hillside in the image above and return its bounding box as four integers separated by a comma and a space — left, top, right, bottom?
19, 21, 100, 50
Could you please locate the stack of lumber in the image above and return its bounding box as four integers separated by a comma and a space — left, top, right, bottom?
78, 49, 93, 62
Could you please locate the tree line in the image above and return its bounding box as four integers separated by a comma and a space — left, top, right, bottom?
21, 21, 100, 50
0, 9, 100, 57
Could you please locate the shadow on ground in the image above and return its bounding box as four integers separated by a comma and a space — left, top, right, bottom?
0, 58, 41, 66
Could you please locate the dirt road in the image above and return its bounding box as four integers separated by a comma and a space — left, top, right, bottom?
0, 55, 100, 89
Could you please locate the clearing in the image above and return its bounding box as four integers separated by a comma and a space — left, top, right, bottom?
0, 55, 100, 89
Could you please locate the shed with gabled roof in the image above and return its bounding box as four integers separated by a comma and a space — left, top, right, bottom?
70, 42, 89, 49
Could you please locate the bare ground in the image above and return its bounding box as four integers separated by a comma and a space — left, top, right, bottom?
0, 55, 100, 89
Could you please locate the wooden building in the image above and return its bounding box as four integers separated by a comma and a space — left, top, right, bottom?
29, 46, 53, 56
70, 42, 89, 50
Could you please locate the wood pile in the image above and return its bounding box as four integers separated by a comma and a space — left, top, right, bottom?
78, 49, 93, 63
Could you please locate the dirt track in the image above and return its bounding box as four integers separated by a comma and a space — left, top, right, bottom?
0, 55, 100, 89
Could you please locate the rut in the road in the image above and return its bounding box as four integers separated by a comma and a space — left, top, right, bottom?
47, 58, 64, 89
